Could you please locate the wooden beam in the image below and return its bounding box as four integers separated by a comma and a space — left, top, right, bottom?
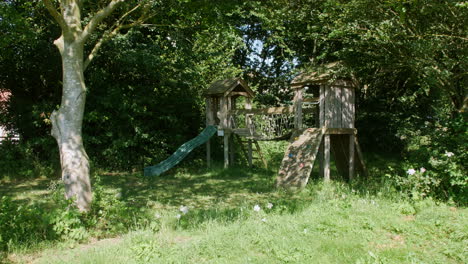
349, 134, 355, 181
294, 89, 303, 129
325, 128, 357, 135
324, 134, 330, 181
228, 91, 250, 97
254, 141, 268, 169
224, 132, 229, 168
319, 85, 325, 127
294, 128, 356, 135
205, 98, 212, 168
248, 139, 253, 167
229, 106, 315, 115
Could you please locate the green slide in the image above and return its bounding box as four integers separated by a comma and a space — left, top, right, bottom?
144, 125, 217, 177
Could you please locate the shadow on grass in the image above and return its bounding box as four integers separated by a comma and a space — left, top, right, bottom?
96, 163, 280, 211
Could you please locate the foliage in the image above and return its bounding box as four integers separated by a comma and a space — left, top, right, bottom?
0, 175, 149, 253
0, 196, 50, 251
395, 113, 467, 204
18, 178, 468, 264
0, 140, 57, 180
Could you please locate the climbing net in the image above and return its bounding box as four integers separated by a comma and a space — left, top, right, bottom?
230, 113, 295, 140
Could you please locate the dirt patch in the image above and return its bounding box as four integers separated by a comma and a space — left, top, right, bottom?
372, 233, 406, 250
75, 237, 123, 252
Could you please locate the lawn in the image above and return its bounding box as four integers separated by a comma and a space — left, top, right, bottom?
1, 150, 467, 263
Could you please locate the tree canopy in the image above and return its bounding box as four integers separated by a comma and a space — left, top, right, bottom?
0, 0, 466, 202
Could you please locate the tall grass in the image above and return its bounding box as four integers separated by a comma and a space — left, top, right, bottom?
29, 181, 467, 264
1, 145, 467, 263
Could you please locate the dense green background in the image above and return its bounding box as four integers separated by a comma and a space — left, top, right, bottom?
0, 0, 466, 201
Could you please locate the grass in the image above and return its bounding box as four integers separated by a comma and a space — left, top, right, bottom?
1, 149, 467, 263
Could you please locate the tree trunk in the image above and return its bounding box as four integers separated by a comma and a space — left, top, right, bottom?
51, 38, 92, 212
44, 0, 131, 211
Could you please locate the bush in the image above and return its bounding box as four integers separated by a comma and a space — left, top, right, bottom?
0, 175, 152, 253
0, 139, 57, 181
394, 113, 467, 204
0, 196, 50, 251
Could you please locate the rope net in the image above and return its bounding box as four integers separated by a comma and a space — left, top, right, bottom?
230, 113, 295, 140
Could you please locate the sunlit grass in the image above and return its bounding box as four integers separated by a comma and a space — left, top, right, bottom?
2, 151, 467, 263
29, 183, 467, 264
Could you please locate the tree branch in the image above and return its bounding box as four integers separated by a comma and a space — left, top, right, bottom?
44, 0, 68, 30
79, 0, 124, 44
83, 2, 149, 71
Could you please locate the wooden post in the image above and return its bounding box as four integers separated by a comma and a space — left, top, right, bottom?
227, 97, 235, 165
224, 132, 229, 168
248, 139, 253, 167
293, 88, 303, 129
230, 135, 235, 165
245, 97, 253, 166
324, 134, 330, 182
205, 97, 213, 168
349, 134, 355, 181
318, 85, 325, 179
219, 96, 230, 168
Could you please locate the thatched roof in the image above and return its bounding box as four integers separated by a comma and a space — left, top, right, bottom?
205, 78, 254, 97
291, 62, 355, 88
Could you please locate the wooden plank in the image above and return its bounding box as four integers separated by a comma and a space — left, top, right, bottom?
276, 128, 325, 189
230, 106, 294, 115
303, 97, 320, 103
229, 107, 315, 115
227, 97, 232, 128
324, 134, 330, 181
341, 87, 352, 128
293, 89, 303, 129
254, 140, 268, 168
319, 85, 325, 127
219, 97, 228, 129
318, 140, 324, 179
332, 86, 342, 128
324, 128, 357, 135
324, 86, 332, 127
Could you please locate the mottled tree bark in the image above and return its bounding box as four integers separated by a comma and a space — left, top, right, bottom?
44, 0, 126, 211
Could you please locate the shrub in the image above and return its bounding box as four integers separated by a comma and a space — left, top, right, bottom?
395, 113, 467, 204
0, 196, 50, 251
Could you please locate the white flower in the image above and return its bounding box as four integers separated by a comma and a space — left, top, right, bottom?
420, 167, 426, 173
176, 214, 181, 220
266, 203, 273, 209
114, 192, 122, 199
154, 213, 161, 219
407, 168, 416, 175
261, 218, 267, 222
303, 229, 308, 234
179, 205, 189, 214
253, 204, 261, 212
444, 151, 454, 157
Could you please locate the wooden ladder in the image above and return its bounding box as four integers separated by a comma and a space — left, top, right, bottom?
234, 135, 268, 168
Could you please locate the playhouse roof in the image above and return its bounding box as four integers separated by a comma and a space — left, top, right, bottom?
291, 62, 355, 88
205, 78, 254, 97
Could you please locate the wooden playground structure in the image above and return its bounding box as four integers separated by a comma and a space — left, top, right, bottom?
205, 64, 366, 188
